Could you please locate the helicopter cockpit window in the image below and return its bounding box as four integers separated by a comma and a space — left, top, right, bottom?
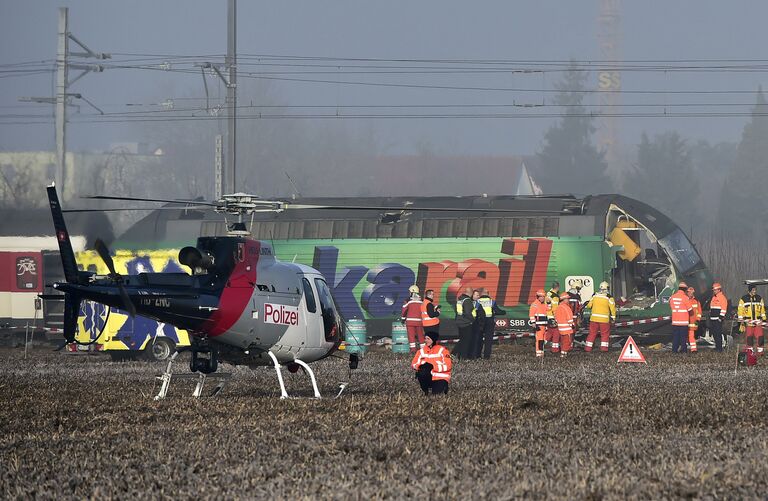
658, 228, 702, 274
314, 278, 338, 340
302, 278, 317, 313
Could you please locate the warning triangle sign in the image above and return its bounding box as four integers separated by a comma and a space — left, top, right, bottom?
617, 336, 647, 364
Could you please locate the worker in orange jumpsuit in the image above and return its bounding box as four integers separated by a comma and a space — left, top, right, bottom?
401, 285, 424, 352
738, 284, 766, 356
669, 282, 692, 353
585, 281, 616, 352
529, 289, 549, 358
411, 331, 452, 395
709, 282, 728, 352
545, 281, 561, 352
421, 289, 441, 335
687, 286, 702, 353
555, 291, 575, 358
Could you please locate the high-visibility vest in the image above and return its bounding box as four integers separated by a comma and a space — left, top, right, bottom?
738, 294, 766, 321
586, 293, 616, 324
421, 299, 440, 327
546, 289, 560, 318
401, 299, 423, 325
710, 292, 728, 320
689, 298, 702, 329
669, 290, 692, 326
477, 296, 494, 317
529, 300, 548, 327
456, 298, 476, 318
555, 302, 574, 335
411, 344, 452, 382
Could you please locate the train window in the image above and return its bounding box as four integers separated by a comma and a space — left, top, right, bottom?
658, 229, 702, 274
302, 278, 317, 313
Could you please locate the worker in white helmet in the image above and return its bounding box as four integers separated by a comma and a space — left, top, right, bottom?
584, 281, 616, 352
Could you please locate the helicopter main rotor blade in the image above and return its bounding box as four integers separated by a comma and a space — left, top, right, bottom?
63, 206, 213, 213
83, 195, 218, 206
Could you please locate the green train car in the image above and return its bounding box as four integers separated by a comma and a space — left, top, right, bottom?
104, 193, 712, 339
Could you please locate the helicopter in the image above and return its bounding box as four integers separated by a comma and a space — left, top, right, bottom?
48, 184, 352, 400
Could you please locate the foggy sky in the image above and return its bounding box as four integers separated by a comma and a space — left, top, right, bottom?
2, 1, 768, 156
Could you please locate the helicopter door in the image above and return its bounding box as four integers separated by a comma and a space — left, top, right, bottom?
301, 277, 319, 347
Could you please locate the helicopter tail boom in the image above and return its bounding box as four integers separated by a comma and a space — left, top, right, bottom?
46, 183, 80, 284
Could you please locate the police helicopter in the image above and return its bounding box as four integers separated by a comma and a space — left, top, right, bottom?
48, 184, 536, 400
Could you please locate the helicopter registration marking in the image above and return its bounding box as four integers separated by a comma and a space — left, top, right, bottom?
264, 303, 299, 326
141, 298, 171, 308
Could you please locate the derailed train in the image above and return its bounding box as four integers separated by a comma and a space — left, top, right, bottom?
74, 193, 713, 349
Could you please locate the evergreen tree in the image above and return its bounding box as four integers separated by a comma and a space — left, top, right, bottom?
625, 132, 699, 229
535, 69, 611, 194
719, 89, 768, 234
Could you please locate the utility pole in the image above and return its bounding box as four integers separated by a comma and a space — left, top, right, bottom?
596, 0, 621, 176
225, 0, 237, 194
21, 8, 109, 199
56, 8, 68, 199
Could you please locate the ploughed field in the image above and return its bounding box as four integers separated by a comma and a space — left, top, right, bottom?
2, 344, 767, 499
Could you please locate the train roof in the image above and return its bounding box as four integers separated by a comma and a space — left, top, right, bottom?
117, 194, 681, 248
0, 208, 114, 247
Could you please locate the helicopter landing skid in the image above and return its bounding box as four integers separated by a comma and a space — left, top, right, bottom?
267, 351, 323, 399
154, 351, 232, 400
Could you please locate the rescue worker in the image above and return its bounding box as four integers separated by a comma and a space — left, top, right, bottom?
709, 282, 728, 352
421, 289, 441, 334
738, 284, 766, 356
529, 289, 549, 358
546, 281, 561, 352
584, 281, 616, 352
452, 287, 475, 359
669, 282, 692, 353
555, 291, 575, 357
567, 282, 584, 329
469, 289, 484, 359
411, 331, 451, 395
475, 288, 506, 359
400, 285, 424, 352
687, 286, 702, 353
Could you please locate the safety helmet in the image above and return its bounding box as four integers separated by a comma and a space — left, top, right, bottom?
536, 289, 546, 297
712, 282, 722, 291
559, 292, 570, 301
599, 281, 609, 291
408, 285, 419, 294
678, 281, 688, 289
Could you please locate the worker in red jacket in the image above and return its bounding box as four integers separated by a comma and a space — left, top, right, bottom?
401, 285, 424, 352
411, 331, 452, 395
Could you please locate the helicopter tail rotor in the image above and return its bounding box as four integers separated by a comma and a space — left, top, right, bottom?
94, 238, 137, 317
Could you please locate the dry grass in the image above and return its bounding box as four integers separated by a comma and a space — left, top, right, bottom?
1, 344, 767, 500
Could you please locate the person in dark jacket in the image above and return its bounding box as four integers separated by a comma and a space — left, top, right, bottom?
475, 288, 506, 359
470, 289, 485, 359
452, 287, 476, 358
